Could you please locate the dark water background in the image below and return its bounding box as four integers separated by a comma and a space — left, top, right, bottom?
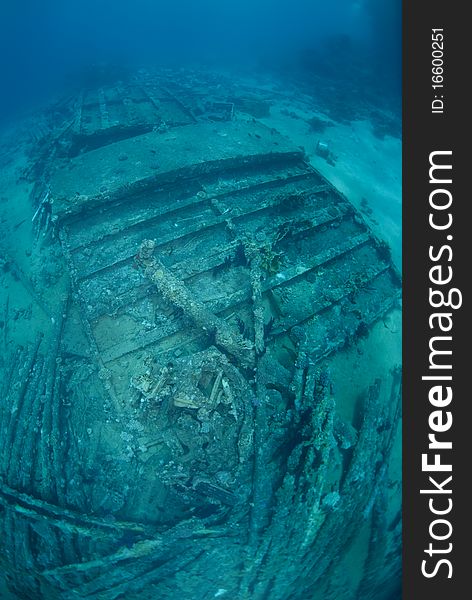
0, 0, 400, 125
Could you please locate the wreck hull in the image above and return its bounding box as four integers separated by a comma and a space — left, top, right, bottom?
0, 71, 401, 600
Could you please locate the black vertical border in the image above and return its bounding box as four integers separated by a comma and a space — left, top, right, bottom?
403, 2, 467, 598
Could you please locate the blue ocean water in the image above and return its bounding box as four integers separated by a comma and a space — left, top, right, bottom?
0, 0, 400, 125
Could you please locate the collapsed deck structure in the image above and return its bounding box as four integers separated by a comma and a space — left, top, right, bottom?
0, 70, 402, 600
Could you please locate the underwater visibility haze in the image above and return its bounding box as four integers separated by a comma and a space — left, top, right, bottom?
0, 1, 402, 599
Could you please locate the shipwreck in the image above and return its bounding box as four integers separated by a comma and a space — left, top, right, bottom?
0, 69, 402, 600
